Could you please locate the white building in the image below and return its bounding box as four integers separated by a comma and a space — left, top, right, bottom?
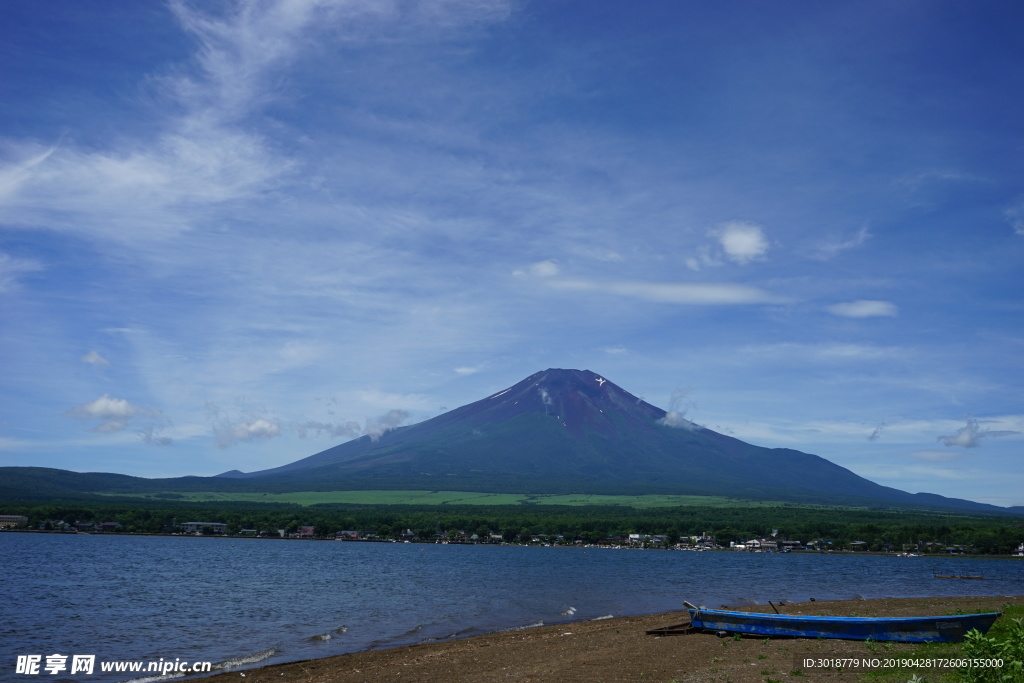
0, 514, 28, 528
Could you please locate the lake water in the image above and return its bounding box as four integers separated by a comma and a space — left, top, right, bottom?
4, 532, 1023, 682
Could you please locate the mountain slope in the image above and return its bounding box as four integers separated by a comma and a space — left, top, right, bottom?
223, 369, 999, 510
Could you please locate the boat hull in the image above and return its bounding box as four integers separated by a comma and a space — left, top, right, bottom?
687, 608, 1001, 642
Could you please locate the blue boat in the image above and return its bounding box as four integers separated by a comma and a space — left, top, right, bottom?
671, 602, 1001, 642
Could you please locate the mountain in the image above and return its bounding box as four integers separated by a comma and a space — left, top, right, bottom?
0, 369, 1013, 513
217, 369, 1001, 511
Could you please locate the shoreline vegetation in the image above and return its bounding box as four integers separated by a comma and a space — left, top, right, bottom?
4, 496, 1024, 554
196, 595, 1023, 683
6, 528, 1024, 559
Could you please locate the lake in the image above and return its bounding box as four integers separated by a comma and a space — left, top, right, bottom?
4, 532, 1023, 681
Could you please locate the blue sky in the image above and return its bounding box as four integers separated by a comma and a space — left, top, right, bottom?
1, 1, 1022, 507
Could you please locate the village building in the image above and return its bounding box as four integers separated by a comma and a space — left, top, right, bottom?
180, 522, 227, 534
0, 514, 28, 528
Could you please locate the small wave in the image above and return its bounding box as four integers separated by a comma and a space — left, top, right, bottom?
122, 674, 187, 683
447, 627, 478, 638
334, 625, 348, 634
402, 624, 425, 636
559, 606, 576, 616
502, 621, 544, 632
310, 633, 332, 641
590, 614, 613, 621
212, 648, 277, 671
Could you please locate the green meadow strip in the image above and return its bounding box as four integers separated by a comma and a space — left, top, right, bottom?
93, 490, 815, 508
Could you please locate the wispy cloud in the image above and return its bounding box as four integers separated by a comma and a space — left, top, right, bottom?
297, 409, 410, 442
513, 259, 788, 305
0, 252, 42, 293
81, 350, 110, 367
737, 342, 903, 363
0, 0, 330, 242
513, 260, 560, 279
550, 278, 789, 306
937, 416, 1020, 449
826, 300, 898, 318
811, 225, 871, 260
867, 422, 885, 442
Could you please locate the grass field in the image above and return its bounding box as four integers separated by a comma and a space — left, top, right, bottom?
95, 490, 818, 508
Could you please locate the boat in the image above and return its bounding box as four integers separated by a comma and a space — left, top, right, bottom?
648, 602, 1000, 642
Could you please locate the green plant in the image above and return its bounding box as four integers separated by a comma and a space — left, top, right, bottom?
959, 618, 1024, 683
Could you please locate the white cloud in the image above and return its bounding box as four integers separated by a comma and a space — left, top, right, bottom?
551, 278, 789, 305
538, 387, 553, 408
826, 300, 898, 318
454, 365, 483, 375
362, 409, 410, 441
712, 221, 769, 265
65, 395, 171, 445
215, 417, 281, 448
67, 395, 146, 422
513, 260, 560, 278
81, 350, 110, 366
659, 387, 698, 430
685, 222, 769, 271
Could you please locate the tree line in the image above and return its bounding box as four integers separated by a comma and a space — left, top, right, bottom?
4, 499, 1023, 554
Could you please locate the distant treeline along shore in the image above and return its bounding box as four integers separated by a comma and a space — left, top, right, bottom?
3, 501, 1023, 555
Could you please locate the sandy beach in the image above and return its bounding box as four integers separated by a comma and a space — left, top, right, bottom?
198, 595, 1020, 683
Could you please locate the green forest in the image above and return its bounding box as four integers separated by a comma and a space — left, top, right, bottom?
4, 498, 1024, 554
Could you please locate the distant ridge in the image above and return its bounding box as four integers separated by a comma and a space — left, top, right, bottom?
0, 369, 1017, 514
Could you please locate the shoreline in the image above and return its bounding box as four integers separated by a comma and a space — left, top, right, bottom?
8, 530, 1024, 561
196, 594, 1021, 682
